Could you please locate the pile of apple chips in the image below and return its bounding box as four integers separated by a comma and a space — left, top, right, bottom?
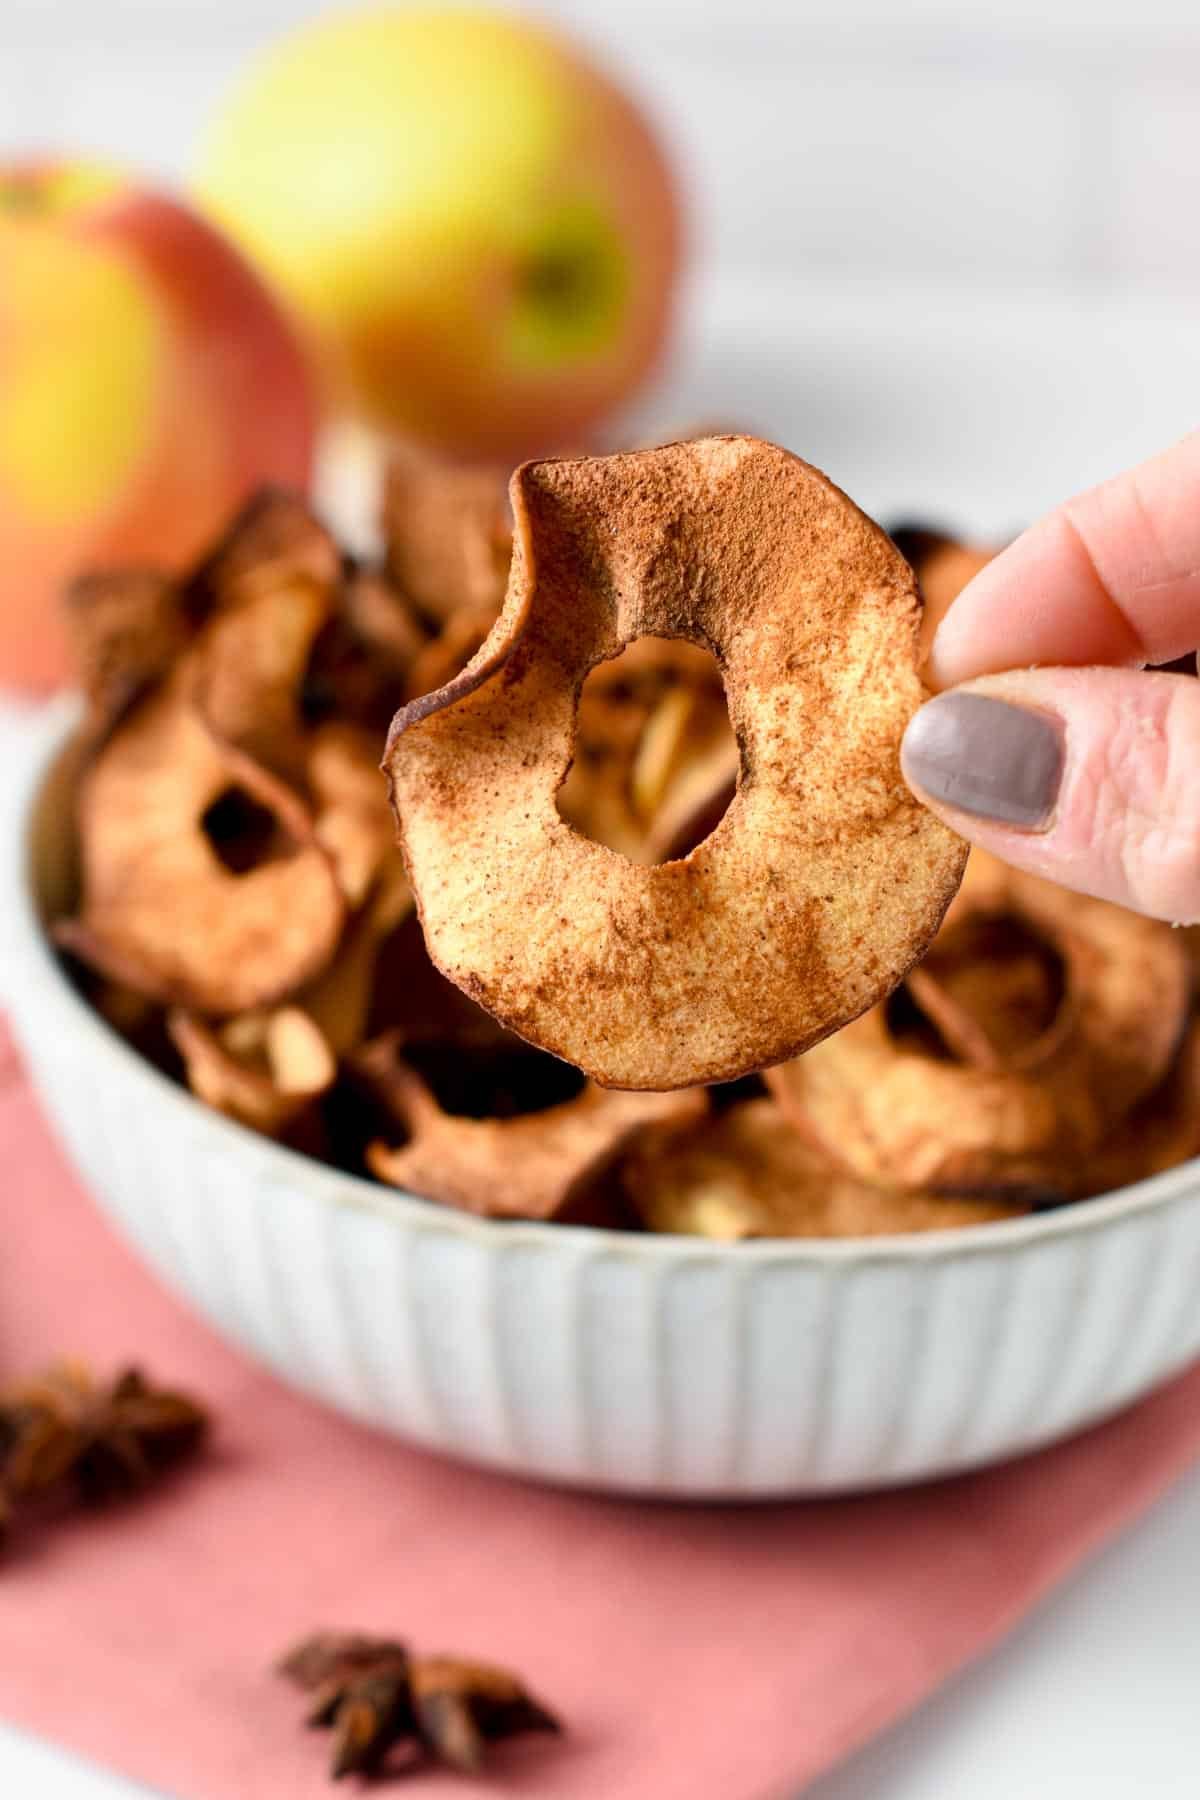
50, 462, 1200, 1237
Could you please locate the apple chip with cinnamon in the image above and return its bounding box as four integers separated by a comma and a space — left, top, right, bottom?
385, 437, 967, 1089
57, 689, 346, 1015
769, 853, 1193, 1194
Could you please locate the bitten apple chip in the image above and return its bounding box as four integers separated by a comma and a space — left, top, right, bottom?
385, 437, 966, 1089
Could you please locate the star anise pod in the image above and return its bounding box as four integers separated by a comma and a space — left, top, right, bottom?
0, 1361, 208, 1537
278, 1631, 561, 1780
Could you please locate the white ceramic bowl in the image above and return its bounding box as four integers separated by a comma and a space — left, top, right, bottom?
6, 704, 1200, 1499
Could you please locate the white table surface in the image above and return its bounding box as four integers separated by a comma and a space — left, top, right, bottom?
3, 277, 1200, 1797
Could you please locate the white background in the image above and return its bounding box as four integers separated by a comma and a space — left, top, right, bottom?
3, 2, 1200, 1796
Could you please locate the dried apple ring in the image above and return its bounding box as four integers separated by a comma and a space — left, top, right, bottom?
56, 688, 344, 1015
768, 855, 1191, 1189
385, 436, 966, 1090
191, 491, 338, 778
300, 856, 413, 1056
360, 1035, 705, 1221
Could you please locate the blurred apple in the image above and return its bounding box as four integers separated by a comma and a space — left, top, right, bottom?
0, 161, 317, 692
193, 6, 682, 459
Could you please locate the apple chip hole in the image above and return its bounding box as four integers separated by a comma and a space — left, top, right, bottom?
557, 636, 737, 863
201, 786, 291, 876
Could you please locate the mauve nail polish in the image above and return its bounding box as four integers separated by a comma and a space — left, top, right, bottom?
901, 692, 1064, 829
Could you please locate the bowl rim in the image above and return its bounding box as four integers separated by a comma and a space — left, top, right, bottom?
10, 696, 1198, 1268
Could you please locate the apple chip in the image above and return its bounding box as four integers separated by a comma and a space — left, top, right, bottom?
191, 491, 339, 776
769, 854, 1191, 1189
641, 734, 740, 865
360, 1035, 706, 1221
612, 1100, 1030, 1239
383, 445, 511, 625
57, 685, 343, 1015
385, 437, 966, 1089
340, 568, 427, 672
58, 476, 1200, 1240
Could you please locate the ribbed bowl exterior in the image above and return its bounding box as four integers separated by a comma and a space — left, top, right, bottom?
9, 710, 1200, 1497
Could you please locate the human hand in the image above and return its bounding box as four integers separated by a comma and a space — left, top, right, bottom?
901, 431, 1200, 922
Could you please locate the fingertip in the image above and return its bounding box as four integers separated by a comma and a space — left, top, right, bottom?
902, 688, 1064, 830
906, 666, 1200, 923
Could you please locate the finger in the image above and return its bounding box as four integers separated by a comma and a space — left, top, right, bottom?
928, 431, 1200, 689
901, 667, 1200, 922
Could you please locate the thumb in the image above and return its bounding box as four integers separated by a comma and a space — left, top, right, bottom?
901, 667, 1200, 923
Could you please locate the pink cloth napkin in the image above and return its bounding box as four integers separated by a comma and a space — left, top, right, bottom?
4, 1023, 1200, 1800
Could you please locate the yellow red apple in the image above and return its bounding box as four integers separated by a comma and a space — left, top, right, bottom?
0, 160, 317, 692
193, 5, 682, 459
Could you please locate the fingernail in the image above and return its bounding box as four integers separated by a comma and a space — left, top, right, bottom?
902, 692, 1064, 829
